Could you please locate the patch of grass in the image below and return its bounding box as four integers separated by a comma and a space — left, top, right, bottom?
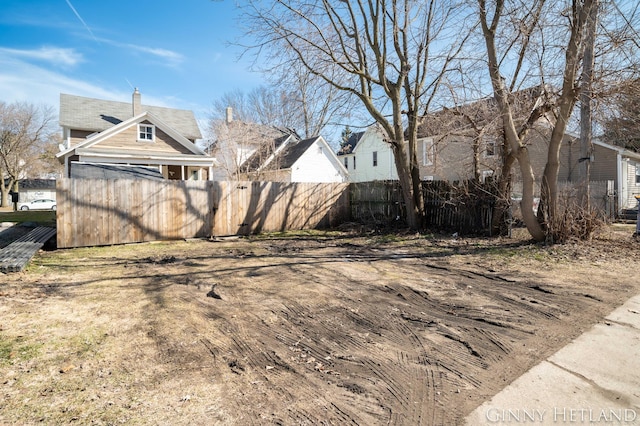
68, 329, 109, 357
484, 247, 520, 257
0, 335, 43, 365
0, 210, 56, 226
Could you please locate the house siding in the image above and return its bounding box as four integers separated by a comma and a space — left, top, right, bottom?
95, 122, 194, 154
625, 160, 640, 209
591, 144, 618, 182
419, 136, 482, 181
70, 129, 94, 147
291, 141, 346, 183
347, 130, 398, 182
559, 141, 618, 183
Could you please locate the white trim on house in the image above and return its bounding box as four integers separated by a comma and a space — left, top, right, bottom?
73, 149, 218, 166
617, 152, 624, 211
254, 134, 297, 173
422, 138, 434, 166
57, 111, 208, 160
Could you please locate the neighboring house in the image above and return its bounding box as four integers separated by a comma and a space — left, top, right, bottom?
211, 110, 347, 183
210, 112, 299, 180
336, 88, 555, 184
241, 135, 348, 183
559, 138, 640, 211
416, 87, 558, 182
56, 89, 215, 180
337, 126, 398, 182
8, 179, 56, 203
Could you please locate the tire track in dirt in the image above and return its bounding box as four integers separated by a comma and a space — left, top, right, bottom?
153, 240, 610, 425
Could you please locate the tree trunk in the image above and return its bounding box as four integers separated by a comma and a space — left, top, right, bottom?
491, 152, 516, 235
391, 140, 421, 229
516, 147, 545, 241
479, 3, 545, 241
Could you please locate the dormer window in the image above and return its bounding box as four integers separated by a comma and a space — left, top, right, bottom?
138, 124, 155, 142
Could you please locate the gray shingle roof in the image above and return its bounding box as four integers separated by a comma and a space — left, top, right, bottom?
258, 136, 320, 172
70, 163, 165, 180
337, 131, 364, 155
240, 133, 297, 173
59, 93, 202, 140
277, 137, 319, 169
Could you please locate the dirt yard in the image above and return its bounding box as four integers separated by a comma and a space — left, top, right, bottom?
1, 225, 639, 425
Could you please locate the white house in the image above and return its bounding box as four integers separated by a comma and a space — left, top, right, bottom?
337, 126, 398, 182
243, 135, 348, 183
559, 138, 640, 211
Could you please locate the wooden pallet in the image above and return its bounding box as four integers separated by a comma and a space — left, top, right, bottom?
0, 227, 56, 273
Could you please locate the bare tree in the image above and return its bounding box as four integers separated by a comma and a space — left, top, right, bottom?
0, 101, 56, 207
476, 0, 639, 241
214, 125, 296, 181
265, 56, 359, 140
210, 86, 298, 129
600, 78, 640, 152
240, 0, 472, 229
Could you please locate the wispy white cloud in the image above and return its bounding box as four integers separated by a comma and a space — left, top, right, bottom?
124, 44, 184, 67
0, 46, 83, 67
0, 49, 190, 115
64, 0, 98, 42
0, 50, 119, 109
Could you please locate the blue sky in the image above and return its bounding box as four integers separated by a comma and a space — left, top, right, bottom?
0, 0, 264, 135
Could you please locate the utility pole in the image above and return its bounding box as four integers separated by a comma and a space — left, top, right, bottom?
578, 0, 598, 210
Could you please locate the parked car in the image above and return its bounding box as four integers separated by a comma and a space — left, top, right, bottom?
18, 199, 57, 211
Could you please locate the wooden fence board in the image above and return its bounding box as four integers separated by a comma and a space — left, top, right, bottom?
56, 179, 350, 248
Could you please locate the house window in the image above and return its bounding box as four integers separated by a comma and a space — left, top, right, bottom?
344, 157, 348, 169
485, 137, 496, 157
353, 156, 357, 170
636, 165, 640, 184
373, 151, 378, 167
138, 124, 155, 142
422, 138, 434, 165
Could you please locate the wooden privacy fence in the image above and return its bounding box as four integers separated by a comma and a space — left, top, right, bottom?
422, 181, 495, 234
349, 180, 496, 234
56, 179, 350, 248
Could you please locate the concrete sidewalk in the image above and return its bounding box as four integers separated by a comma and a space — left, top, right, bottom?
465, 295, 640, 425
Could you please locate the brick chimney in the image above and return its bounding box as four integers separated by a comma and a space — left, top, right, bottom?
132, 88, 141, 116
225, 106, 233, 124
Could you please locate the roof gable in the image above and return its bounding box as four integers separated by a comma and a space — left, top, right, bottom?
261, 136, 348, 175
239, 132, 299, 173
278, 137, 319, 169
338, 131, 365, 155
57, 111, 208, 160
60, 93, 202, 140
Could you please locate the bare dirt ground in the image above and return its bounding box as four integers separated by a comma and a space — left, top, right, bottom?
1, 224, 639, 425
